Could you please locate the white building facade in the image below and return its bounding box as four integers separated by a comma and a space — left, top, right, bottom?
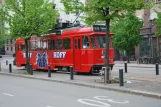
53, 0, 86, 25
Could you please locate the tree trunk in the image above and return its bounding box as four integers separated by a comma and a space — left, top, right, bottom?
104, 8, 111, 83
127, 50, 130, 63
25, 39, 30, 72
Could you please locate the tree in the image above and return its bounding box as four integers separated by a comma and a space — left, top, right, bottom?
154, 5, 161, 36
111, 13, 143, 63
0, 0, 58, 71
61, 0, 151, 82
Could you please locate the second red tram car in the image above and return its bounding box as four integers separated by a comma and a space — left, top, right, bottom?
15, 25, 114, 73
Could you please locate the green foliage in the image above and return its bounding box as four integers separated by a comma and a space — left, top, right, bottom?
0, 0, 59, 39
61, 0, 152, 25
154, 5, 161, 36
111, 13, 143, 51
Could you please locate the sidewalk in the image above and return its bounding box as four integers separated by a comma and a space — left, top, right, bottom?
0, 62, 161, 99
114, 61, 160, 68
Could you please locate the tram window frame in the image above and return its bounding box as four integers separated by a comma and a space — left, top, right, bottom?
63, 38, 70, 50
74, 39, 77, 49
78, 39, 80, 49
90, 36, 96, 48
55, 39, 63, 50
82, 36, 90, 49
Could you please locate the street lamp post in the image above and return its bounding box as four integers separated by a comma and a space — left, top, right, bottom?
102, 8, 111, 83
149, 20, 152, 57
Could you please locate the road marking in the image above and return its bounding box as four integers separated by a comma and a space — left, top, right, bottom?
94, 96, 129, 104
107, 99, 129, 104
46, 106, 52, 107
93, 96, 109, 100
77, 99, 111, 107
3, 93, 14, 97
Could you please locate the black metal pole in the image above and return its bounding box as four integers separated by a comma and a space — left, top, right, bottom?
70, 66, 74, 80
48, 65, 51, 77
30, 64, 33, 75
9, 64, 12, 73
6, 60, 8, 65
156, 63, 159, 75
119, 69, 124, 86
0, 62, 1, 71
125, 62, 127, 73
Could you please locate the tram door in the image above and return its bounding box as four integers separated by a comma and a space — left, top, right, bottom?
74, 37, 81, 71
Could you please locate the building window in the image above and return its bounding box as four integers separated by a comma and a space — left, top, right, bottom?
156, 0, 161, 3
11, 47, 13, 51
56, 39, 62, 50
7, 39, 9, 44
10, 39, 12, 44
63, 38, 70, 49
140, 38, 151, 57
7, 47, 9, 50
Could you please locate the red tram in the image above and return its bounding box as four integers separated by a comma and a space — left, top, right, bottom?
14, 25, 114, 73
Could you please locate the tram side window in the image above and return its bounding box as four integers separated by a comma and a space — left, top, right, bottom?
63, 38, 70, 49
82, 36, 90, 49
37, 41, 42, 50
20, 44, 25, 51
48, 40, 55, 50
56, 39, 62, 50
30, 41, 36, 50
42, 41, 47, 49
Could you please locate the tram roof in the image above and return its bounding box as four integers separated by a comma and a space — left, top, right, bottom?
57, 26, 113, 36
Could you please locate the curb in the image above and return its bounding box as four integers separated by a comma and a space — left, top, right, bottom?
115, 65, 156, 68
0, 72, 161, 99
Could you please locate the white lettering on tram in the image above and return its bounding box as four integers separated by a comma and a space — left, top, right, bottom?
53, 52, 66, 58
23, 53, 32, 58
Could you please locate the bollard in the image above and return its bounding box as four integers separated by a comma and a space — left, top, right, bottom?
125, 62, 127, 73
13, 59, 16, 65
9, 64, 12, 73
119, 69, 124, 86
104, 67, 107, 84
6, 60, 8, 65
70, 66, 74, 80
156, 63, 159, 75
30, 64, 33, 75
48, 65, 51, 77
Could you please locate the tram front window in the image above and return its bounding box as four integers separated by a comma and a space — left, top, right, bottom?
96, 35, 105, 48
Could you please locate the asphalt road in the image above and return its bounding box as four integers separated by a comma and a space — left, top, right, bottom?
0, 75, 161, 107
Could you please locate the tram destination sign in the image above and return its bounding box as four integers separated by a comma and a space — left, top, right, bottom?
93, 25, 106, 32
